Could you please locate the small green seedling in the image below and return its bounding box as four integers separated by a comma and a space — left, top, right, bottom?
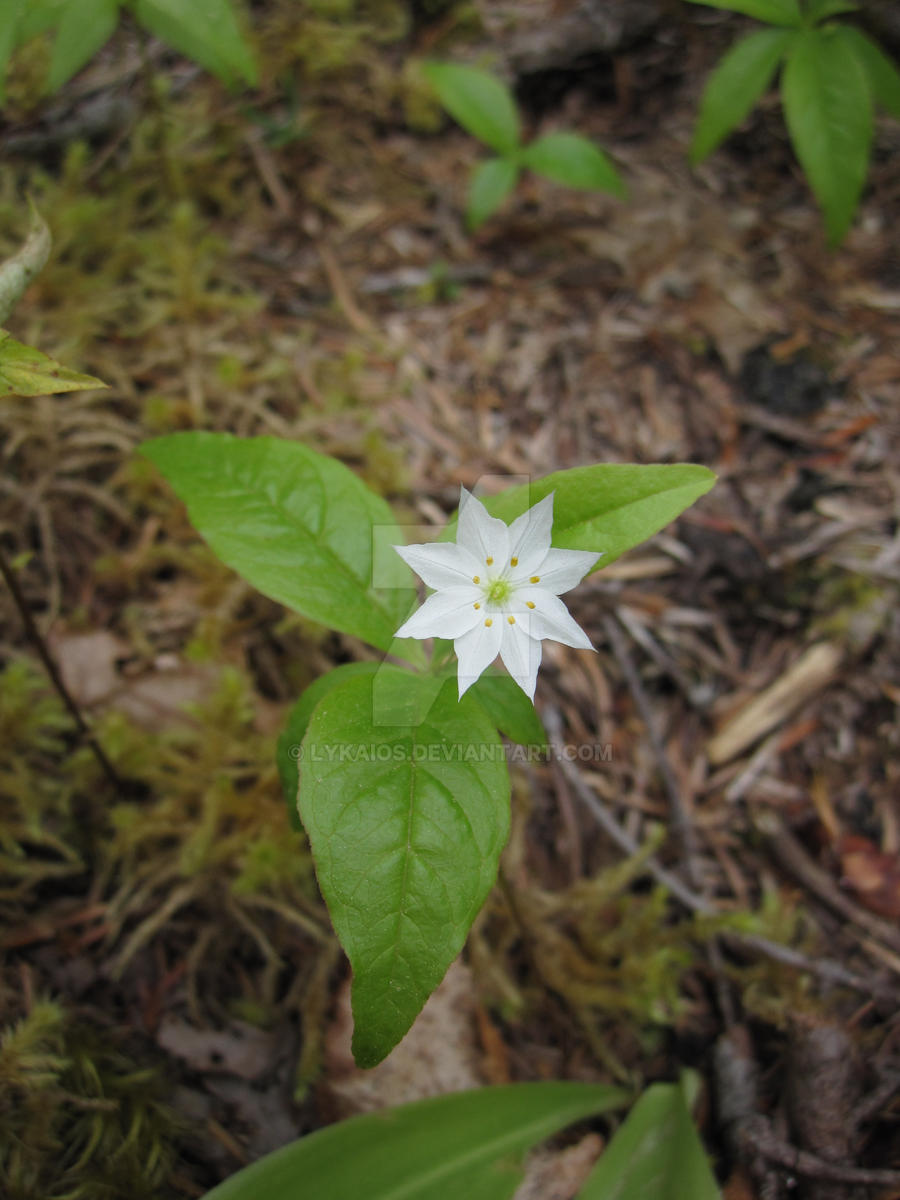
422, 61, 626, 230
687, 0, 900, 244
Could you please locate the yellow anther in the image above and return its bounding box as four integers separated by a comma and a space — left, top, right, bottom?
484, 618, 493, 627
510, 556, 518, 567
530, 576, 540, 584
507, 615, 515, 624
474, 602, 481, 609
486, 556, 494, 565
473, 575, 480, 584
526, 601, 535, 609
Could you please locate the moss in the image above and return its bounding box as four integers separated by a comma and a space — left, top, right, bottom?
0, 999, 180, 1200
0, 662, 84, 920
470, 812, 828, 1081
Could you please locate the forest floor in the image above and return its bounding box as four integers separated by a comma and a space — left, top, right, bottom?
1, 3, 899, 1197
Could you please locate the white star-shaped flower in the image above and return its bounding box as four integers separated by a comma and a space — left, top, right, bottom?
393, 488, 601, 700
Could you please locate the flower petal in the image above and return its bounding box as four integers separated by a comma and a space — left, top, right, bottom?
506, 492, 554, 578
516, 588, 594, 649
457, 488, 510, 571
394, 587, 483, 640
454, 614, 504, 698
498, 622, 542, 700
529, 547, 602, 595
393, 541, 482, 590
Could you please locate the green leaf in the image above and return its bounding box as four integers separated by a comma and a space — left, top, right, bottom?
299, 670, 510, 1066
806, 0, 858, 20
140, 433, 416, 653
203, 1082, 628, 1200
46, 0, 118, 93
690, 28, 794, 163
519, 132, 625, 195
840, 25, 900, 117
0, 203, 50, 323
446, 465, 716, 570
578, 1078, 721, 1200
277, 662, 381, 831
0, 330, 106, 397
466, 157, 518, 229
133, 0, 257, 87
0, 0, 27, 101
17, 0, 66, 42
682, 0, 802, 25
470, 672, 547, 750
423, 61, 520, 154
781, 26, 873, 245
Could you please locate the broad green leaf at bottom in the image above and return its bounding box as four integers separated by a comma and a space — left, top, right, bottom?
299, 670, 510, 1067
578, 1077, 721, 1200
202, 1082, 627, 1200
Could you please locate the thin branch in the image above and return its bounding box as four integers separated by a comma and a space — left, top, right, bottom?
542, 706, 896, 999
0, 542, 122, 792
603, 613, 700, 883
743, 1114, 900, 1188
755, 810, 900, 956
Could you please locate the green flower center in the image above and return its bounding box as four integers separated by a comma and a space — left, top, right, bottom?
486, 577, 512, 606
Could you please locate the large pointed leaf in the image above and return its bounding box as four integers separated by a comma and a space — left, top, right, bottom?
781, 27, 873, 245
424, 62, 520, 154
578, 1078, 721, 1200
133, 0, 257, 87
203, 1082, 627, 1200
683, 0, 801, 24
443, 464, 715, 569
299, 670, 509, 1066
691, 28, 794, 163
0, 330, 106, 397
840, 25, 900, 118
140, 433, 416, 652
46, 0, 119, 93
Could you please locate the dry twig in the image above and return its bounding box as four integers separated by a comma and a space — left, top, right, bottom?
543, 707, 894, 999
